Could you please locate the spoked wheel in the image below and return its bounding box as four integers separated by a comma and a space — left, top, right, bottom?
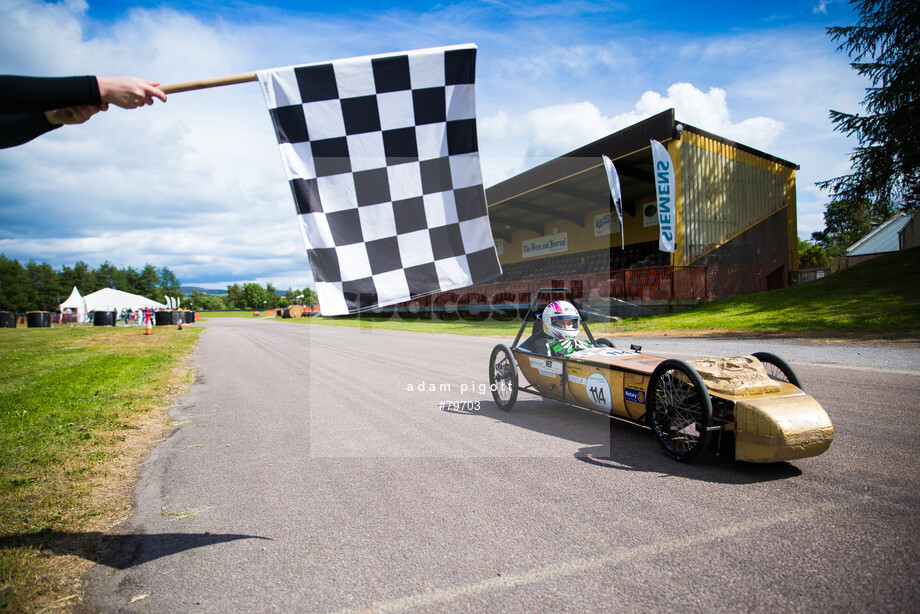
489, 344, 519, 411
752, 352, 803, 389
646, 359, 713, 462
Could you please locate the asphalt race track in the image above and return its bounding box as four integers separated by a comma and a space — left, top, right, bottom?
81, 318, 920, 612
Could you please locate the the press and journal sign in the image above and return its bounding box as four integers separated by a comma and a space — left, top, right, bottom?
522, 231, 568, 258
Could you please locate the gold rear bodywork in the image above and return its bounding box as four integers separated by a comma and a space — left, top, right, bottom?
691, 356, 834, 462
733, 388, 834, 462
689, 356, 781, 396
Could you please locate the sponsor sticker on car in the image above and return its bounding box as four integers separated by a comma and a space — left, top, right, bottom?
529, 357, 562, 378
624, 386, 646, 404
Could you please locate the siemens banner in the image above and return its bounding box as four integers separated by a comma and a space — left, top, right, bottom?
650, 139, 676, 253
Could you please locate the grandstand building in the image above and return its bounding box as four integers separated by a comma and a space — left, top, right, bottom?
391, 108, 800, 317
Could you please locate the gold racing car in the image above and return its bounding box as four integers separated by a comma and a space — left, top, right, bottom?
487, 289, 834, 463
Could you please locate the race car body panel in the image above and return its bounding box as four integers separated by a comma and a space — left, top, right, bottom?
514, 346, 654, 419
732, 392, 835, 462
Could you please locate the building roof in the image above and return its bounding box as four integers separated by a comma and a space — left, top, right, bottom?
484, 108, 799, 244
846, 213, 913, 257
80, 288, 168, 311
60, 286, 84, 310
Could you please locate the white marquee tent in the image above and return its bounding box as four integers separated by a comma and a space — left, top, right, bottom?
59, 286, 86, 320
61, 287, 168, 322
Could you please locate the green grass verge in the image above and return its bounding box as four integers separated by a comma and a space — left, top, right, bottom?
196, 310, 260, 319
0, 324, 201, 611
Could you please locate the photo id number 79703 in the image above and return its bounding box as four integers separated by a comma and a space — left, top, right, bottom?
439, 401, 481, 411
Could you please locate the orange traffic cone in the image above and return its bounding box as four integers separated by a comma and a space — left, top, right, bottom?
145, 318, 153, 335
177, 318, 183, 331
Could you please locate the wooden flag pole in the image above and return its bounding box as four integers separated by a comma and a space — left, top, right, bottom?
161, 71, 258, 94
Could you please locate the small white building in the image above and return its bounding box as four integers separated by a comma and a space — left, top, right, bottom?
845, 213, 914, 268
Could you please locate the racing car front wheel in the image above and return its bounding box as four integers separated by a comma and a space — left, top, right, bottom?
595, 338, 615, 347
752, 352, 803, 390
646, 359, 713, 462
489, 344, 519, 411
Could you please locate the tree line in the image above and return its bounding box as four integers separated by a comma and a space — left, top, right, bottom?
809, 1, 918, 259
0, 255, 181, 313
185, 284, 318, 312
0, 254, 320, 314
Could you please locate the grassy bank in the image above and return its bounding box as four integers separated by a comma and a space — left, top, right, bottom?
0, 324, 201, 612
598, 246, 920, 338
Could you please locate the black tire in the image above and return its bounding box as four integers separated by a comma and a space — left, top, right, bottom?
489, 344, 519, 411
595, 338, 615, 347
646, 359, 713, 462
752, 351, 803, 389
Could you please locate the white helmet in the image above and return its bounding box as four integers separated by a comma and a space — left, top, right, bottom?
542, 300, 580, 339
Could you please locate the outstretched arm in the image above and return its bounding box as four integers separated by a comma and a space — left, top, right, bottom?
0, 74, 167, 148
96, 76, 166, 109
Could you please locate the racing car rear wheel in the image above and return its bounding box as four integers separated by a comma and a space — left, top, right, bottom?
646, 359, 713, 462
752, 352, 803, 389
489, 344, 519, 411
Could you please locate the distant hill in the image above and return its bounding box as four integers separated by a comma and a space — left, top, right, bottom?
180, 286, 227, 297
180, 286, 288, 297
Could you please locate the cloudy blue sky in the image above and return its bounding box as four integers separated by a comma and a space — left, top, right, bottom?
1, 0, 863, 291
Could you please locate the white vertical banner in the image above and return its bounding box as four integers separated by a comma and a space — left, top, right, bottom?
602, 154, 625, 249
650, 139, 676, 253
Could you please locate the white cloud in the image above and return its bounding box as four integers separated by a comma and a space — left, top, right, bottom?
629, 83, 786, 149
478, 82, 786, 185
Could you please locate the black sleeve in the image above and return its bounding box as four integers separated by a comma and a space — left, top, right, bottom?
0, 75, 101, 114
0, 113, 60, 149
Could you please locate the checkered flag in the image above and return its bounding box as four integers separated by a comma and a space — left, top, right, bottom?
257, 44, 501, 316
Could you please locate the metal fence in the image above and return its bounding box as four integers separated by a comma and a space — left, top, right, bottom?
792, 267, 835, 284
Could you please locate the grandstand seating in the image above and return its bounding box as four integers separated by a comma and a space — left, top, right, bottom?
497, 241, 663, 281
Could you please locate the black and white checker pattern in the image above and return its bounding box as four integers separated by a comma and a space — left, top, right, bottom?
257, 44, 501, 316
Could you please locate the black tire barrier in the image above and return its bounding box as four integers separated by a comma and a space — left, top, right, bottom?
0, 311, 15, 328
93, 311, 117, 326
154, 310, 174, 326
26, 311, 50, 328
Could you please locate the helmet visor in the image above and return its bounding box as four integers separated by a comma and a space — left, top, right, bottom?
551, 315, 578, 330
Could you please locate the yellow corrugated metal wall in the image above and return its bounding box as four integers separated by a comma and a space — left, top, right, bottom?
678, 131, 796, 267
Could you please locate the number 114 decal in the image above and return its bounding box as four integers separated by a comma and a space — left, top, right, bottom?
585, 372, 613, 412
